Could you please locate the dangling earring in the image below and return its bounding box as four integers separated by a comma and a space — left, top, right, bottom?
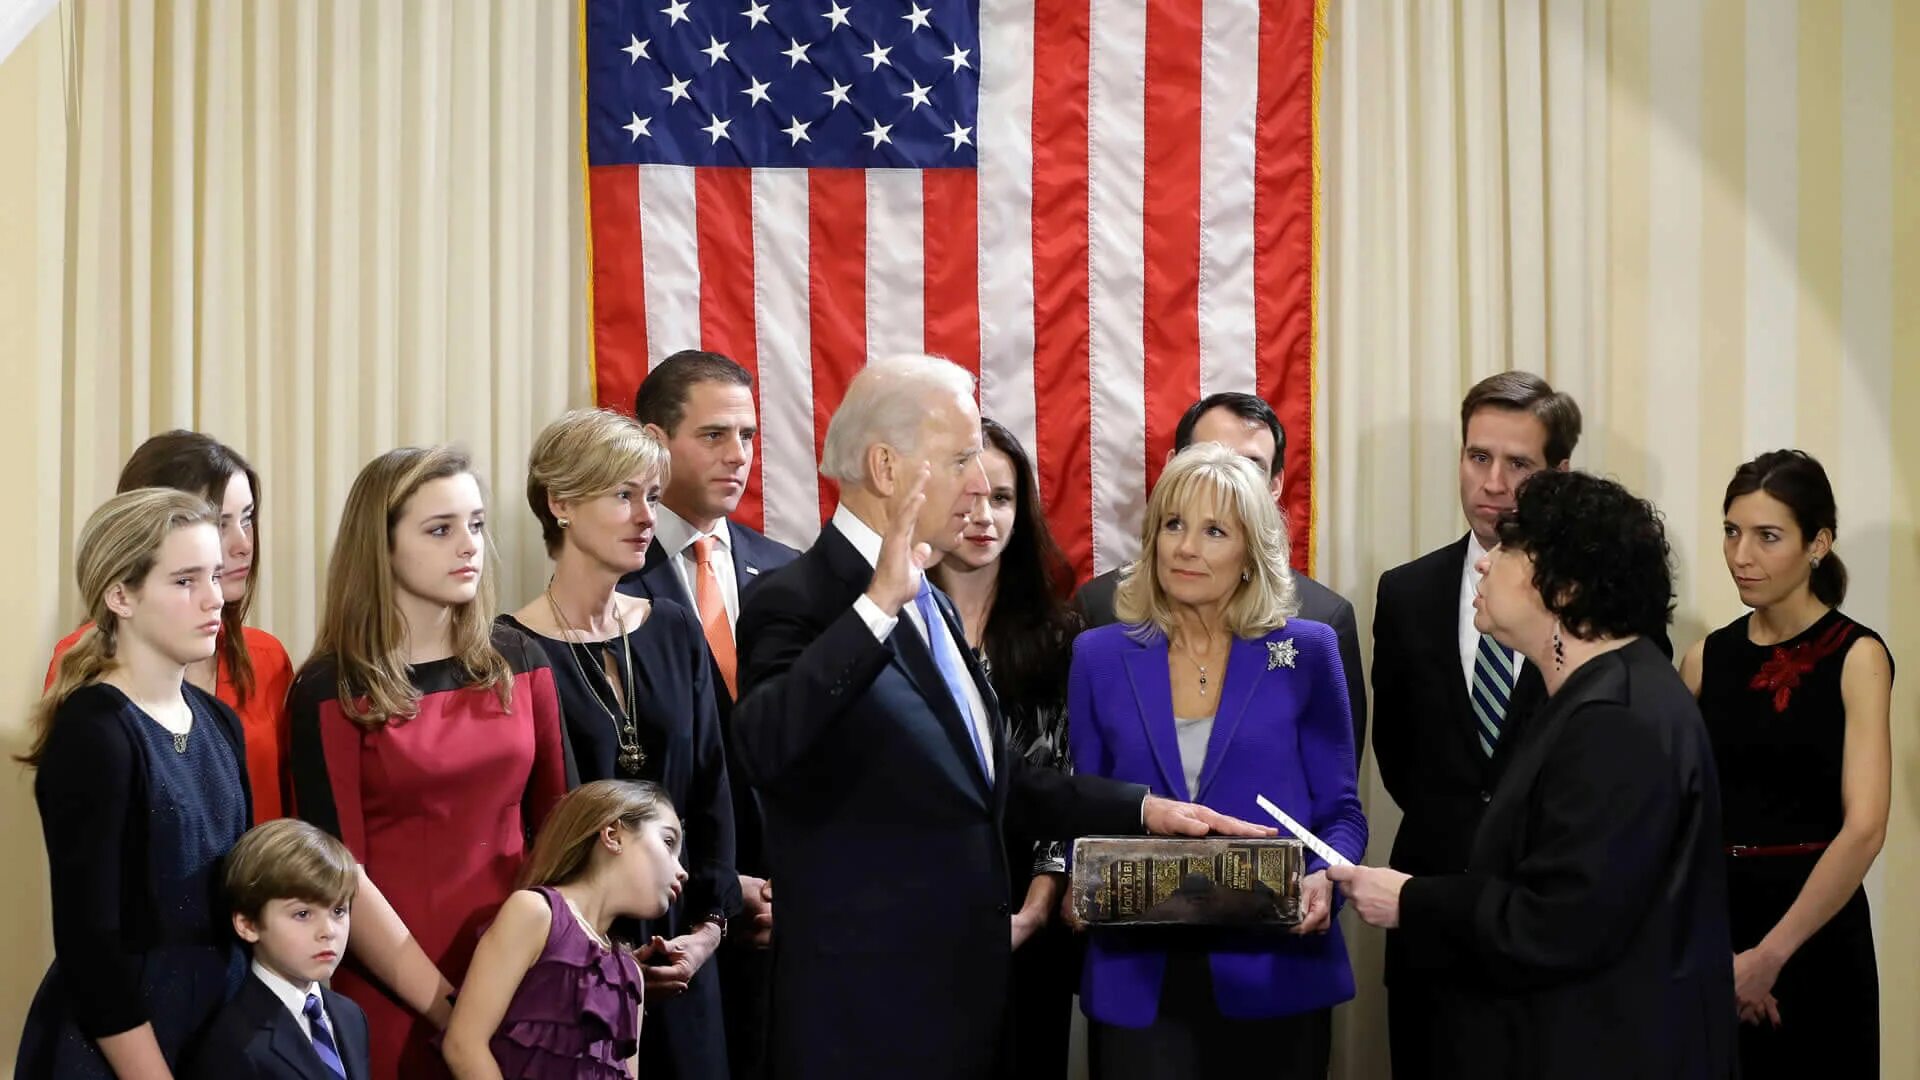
1551, 625, 1566, 672
1811, 555, 1821, 568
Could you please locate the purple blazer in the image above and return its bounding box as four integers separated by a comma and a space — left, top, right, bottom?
1069, 619, 1367, 1027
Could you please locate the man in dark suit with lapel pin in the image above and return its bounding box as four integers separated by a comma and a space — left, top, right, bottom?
1370, 371, 1581, 1080
730, 354, 1272, 1080
1075, 392, 1370, 752
187, 820, 370, 1080
617, 349, 799, 1080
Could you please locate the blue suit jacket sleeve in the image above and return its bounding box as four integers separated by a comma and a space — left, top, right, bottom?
1296, 624, 1369, 874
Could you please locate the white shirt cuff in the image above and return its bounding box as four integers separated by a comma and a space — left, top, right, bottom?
852, 594, 899, 642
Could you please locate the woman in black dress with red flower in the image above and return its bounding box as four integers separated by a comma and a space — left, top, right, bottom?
1681, 450, 1893, 1079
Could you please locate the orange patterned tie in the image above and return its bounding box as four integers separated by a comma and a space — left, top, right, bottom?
690, 537, 738, 698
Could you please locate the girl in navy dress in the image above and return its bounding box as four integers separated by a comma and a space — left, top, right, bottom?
16, 488, 251, 1078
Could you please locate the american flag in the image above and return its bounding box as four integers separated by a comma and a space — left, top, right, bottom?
584, 0, 1320, 577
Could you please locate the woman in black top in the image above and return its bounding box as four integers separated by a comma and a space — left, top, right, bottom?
1681, 450, 1892, 1078
16, 489, 251, 1079
502, 408, 739, 1080
928, 418, 1081, 1079
1332, 471, 1735, 1079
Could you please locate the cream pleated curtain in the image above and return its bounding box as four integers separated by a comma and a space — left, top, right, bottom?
1317, 3, 1919, 1078
0, 3, 592, 1062
50, 0, 590, 657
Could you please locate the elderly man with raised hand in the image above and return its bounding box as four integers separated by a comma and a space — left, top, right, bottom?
729, 354, 1271, 1080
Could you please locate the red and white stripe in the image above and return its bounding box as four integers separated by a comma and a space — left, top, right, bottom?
588, 0, 1320, 577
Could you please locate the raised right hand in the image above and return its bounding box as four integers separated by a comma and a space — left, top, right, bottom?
863, 463, 932, 616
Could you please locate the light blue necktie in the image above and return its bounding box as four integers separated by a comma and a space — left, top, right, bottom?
1470, 634, 1516, 757
912, 579, 992, 779
303, 994, 348, 1080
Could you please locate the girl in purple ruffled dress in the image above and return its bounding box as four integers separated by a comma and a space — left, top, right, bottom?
444, 781, 689, 1079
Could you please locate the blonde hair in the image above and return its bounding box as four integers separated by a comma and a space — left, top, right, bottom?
526, 409, 669, 556
223, 818, 359, 921
1113, 443, 1299, 641
306, 446, 512, 728
22, 488, 219, 766
518, 780, 676, 890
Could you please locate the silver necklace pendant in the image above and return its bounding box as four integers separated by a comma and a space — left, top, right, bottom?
172, 730, 189, 754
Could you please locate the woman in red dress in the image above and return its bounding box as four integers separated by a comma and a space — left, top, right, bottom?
290, 446, 569, 1079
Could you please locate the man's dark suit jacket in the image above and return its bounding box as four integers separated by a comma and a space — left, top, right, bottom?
732, 522, 1149, 1080
617, 518, 798, 879
1076, 565, 1369, 752
1371, 535, 1549, 989
185, 972, 369, 1080
1398, 638, 1735, 1079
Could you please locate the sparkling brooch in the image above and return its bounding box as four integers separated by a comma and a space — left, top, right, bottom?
1267, 638, 1298, 671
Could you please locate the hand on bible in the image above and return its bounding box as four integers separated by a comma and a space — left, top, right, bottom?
1141, 794, 1277, 838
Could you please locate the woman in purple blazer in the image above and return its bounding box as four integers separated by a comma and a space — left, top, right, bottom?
1070, 444, 1367, 1079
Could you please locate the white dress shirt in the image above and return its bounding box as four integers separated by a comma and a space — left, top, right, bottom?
654, 505, 741, 625
833, 504, 995, 783
1459, 532, 1525, 691
252, 958, 329, 1042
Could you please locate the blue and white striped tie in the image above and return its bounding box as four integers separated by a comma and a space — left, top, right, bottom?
1471, 634, 1516, 757
303, 994, 348, 1080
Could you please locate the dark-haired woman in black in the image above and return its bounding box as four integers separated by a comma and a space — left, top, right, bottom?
1331, 471, 1735, 1079
1680, 450, 1891, 1079
929, 417, 1081, 1079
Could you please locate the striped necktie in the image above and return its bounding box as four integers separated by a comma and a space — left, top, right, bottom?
1471, 634, 1517, 757
303, 994, 348, 1080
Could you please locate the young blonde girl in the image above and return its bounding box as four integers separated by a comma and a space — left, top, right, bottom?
444, 781, 689, 1080
15, 489, 251, 1079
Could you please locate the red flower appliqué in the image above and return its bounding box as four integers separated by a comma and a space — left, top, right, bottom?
1749, 621, 1853, 713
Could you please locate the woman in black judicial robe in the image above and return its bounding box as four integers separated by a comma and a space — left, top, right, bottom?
1330, 470, 1736, 1079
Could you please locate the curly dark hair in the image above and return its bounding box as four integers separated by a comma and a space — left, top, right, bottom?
1494, 470, 1674, 641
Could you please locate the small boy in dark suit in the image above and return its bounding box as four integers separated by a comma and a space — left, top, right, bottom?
187, 818, 370, 1080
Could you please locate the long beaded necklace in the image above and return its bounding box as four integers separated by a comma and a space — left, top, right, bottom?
545, 585, 646, 777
